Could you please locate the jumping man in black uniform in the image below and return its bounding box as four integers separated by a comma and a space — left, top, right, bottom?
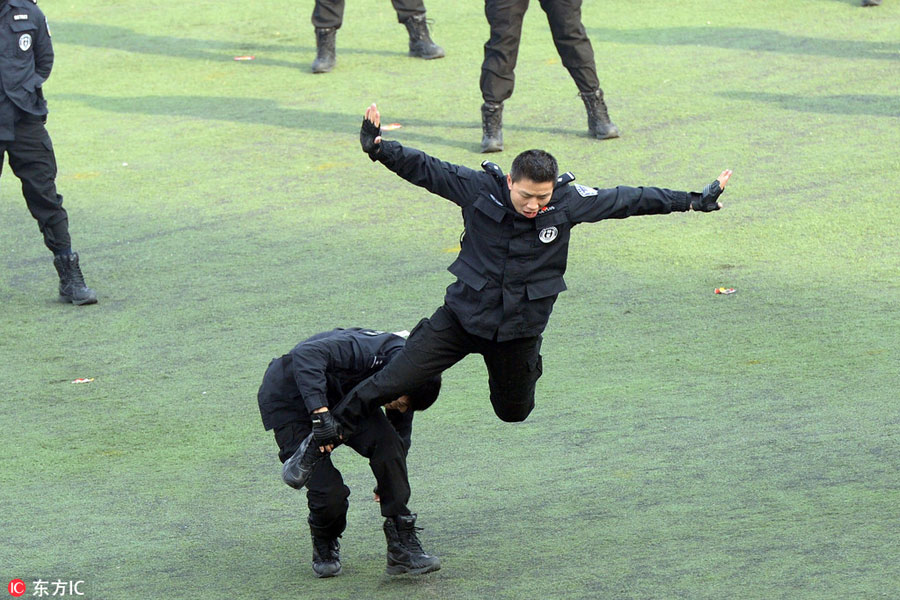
0, 0, 96, 304
287, 103, 731, 487
258, 327, 442, 578
309, 0, 444, 73
480, 0, 618, 153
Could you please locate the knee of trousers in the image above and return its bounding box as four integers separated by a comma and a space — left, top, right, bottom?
492, 400, 535, 423
368, 435, 407, 468
41, 209, 68, 227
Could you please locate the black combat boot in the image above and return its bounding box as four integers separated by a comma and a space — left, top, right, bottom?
312, 27, 337, 73
403, 14, 445, 60
383, 514, 441, 575
580, 89, 620, 140
282, 433, 326, 489
861, 0, 882, 5
53, 252, 97, 305
480, 101, 503, 153
311, 533, 342, 578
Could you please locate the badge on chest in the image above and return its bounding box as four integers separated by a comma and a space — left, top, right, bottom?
538, 226, 559, 244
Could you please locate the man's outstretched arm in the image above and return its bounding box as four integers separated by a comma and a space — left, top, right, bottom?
568, 170, 733, 223
361, 103, 482, 207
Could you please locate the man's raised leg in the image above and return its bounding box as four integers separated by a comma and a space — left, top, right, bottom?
332, 306, 469, 436
482, 335, 543, 422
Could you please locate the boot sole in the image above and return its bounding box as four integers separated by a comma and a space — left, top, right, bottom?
590, 128, 621, 140
386, 562, 441, 576
313, 566, 342, 578
59, 295, 98, 306
409, 51, 445, 60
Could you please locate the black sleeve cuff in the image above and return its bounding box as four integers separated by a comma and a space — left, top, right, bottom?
369, 140, 401, 163
671, 191, 691, 212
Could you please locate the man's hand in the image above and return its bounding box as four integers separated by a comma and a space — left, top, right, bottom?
690, 169, 732, 212
311, 408, 342, 453
360, 103, 383, 157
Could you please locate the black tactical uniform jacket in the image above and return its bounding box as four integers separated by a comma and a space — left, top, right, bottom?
0, 0, 52, 117
257, 328, 405, 431
373, 141, 692, 342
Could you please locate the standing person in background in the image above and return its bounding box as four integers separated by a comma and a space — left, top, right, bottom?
310, 0, 444, 74
479, 0, 618, 153
0, 0, 96, 304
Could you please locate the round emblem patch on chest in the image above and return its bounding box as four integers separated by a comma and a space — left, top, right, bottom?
539, 226, 559, 244
19, 33, 32, 52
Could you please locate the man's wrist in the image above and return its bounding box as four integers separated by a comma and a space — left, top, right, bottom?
672, 191, 691, 212
370, 139, 400, 164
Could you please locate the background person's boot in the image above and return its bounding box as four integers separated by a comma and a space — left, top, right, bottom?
53, 252, 97, 305
404, 14, 445, 59
311, 533, 342, 578
861, 0, 882, 6
580, 89, 620, 140
383, 514, 441, 575
312, 27, 337, 73
481, 101, 503, 153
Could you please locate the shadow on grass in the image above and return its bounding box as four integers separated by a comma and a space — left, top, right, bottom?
586, 26, 900, 61
719, 91, 900, 117
52, 21, 406, 68
58, 94, 581, 151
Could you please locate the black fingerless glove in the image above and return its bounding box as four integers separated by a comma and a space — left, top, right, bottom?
689, 180, 723, 212
311, 411, 342, 446
360, 117, 381, 158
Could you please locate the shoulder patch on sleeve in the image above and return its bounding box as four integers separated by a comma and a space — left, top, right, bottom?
574, 183, 599, 197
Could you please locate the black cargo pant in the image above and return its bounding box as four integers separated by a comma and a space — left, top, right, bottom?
332, 304, 543, 437
274, 409, 412, 540
312, 0, 426, 28
1, 115, 70, 254
481, 0, 601, 103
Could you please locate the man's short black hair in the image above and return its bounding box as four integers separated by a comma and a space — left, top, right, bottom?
407, 375, 442, 412
510, 149, 558, 184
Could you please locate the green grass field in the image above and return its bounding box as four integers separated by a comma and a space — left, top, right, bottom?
2, 1, 898, 598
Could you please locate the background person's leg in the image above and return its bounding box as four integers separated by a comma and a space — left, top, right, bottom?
538, 0, 600, 93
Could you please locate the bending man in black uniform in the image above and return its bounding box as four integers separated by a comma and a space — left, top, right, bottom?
0, 0, 96, 304
289, 102, 731, 487
480, 0, 618, 153
257, 327, 442, 578
309, 0, 444, 74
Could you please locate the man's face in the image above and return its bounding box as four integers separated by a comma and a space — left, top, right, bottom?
384, 395, 411, 413
507, 175, 554, 219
